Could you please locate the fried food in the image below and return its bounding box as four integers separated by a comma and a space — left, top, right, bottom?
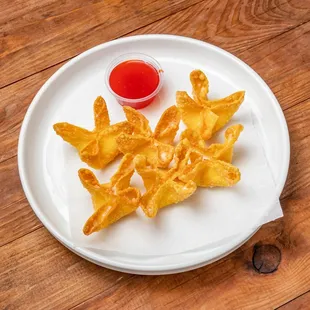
179, 156, 241, 187
117, 134, 159, 167
181, 124, 244, 163
168, 138, 241, 187
117, 106, 181, 168
209, 91, 245, 132
190, 69, 209, 104
54, 68, 246, 237
79, 154, 140, 235
205, 124, 243, 163
134, 141, 197, 218
53, 96, 133, 169
177, 70, 245, 139
154, 105, 181, 144
123, 105, 153, 137
176, 91, 218, 140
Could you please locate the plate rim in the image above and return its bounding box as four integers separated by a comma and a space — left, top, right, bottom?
18, 34, 290, 274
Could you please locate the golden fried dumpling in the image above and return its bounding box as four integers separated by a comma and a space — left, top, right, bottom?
134, 141, 198, 218
53, 96, 133, 169
190, 69, 209, 104
117, 105, 181, 168
177, 70, 245, 139
179, 156, 241, 188
79, 154, 140, 235
176, 91, 218, 140
181, 124, 244, 163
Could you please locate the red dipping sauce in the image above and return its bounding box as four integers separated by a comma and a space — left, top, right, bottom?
106, 54, 163, 109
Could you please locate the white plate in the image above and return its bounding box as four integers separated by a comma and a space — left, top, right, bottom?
18, 35, 290, 275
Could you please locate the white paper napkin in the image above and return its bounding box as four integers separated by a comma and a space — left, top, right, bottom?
65, 102, 282, 256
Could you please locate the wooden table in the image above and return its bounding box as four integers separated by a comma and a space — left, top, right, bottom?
1, 0, 310, 309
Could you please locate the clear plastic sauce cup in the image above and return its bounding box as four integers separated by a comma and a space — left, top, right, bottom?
105, 53, 164, 109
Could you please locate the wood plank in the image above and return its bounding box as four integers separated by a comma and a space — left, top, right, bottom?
0, 157, 24, 208
277, 291, 310, 310
0, 0, 105, 33
238, 25, 310, 111
0, 63, 62, 160
0, 228, 133, 310
128, 0, 310, 55
0, 156, 43, 246
0, 0, 202, 88
0, 5, 309, 249
1, 1, 309, 309
1, 0, 310, 88
1, 1, 309, 307
1, 12, 309, 165
281, 100, 310, 199
1, 95, 309, 310
128, 2, 310, 111
63, 100, 310, 310
0, 197, 42, 247
73, 197, 310, 310
1, 193, 309, 309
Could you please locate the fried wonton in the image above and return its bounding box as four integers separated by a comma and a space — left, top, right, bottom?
53, 96, 133, 169
176, 91, 218, 140
179, 156, 241, 188
134, 141, 197, 218
190, 69, 209, 104
79, 154, 140, 235
117, 105, 181, 168
208, 91, 245, 132
177, 70, 245, 139
181, 124, 244, 163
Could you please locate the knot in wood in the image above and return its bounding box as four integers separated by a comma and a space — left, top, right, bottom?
252, 244, 281, 274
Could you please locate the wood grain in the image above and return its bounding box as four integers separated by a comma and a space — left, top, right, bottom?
1, 0, 310, 309
280, 100, 310, 200
1, 4, 309, 164
0, 25, 308, 246
238, 24, 310, 111
1, 194, 309, 310
0, 157, 24, 208
71, 197, 310, 310
0, 196, 42, 247
0, 228, 133, 310
278, 291, 310, 310
0, 0, 104, 33
1, 0, 309, 88
0, 63, 63, 162
129, 1, 310, 111
70, 101, 310, 310
129, 0, 310, 54
0, 0, 202, 88
0, 156, 43, 246
1, 94, 309, 310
